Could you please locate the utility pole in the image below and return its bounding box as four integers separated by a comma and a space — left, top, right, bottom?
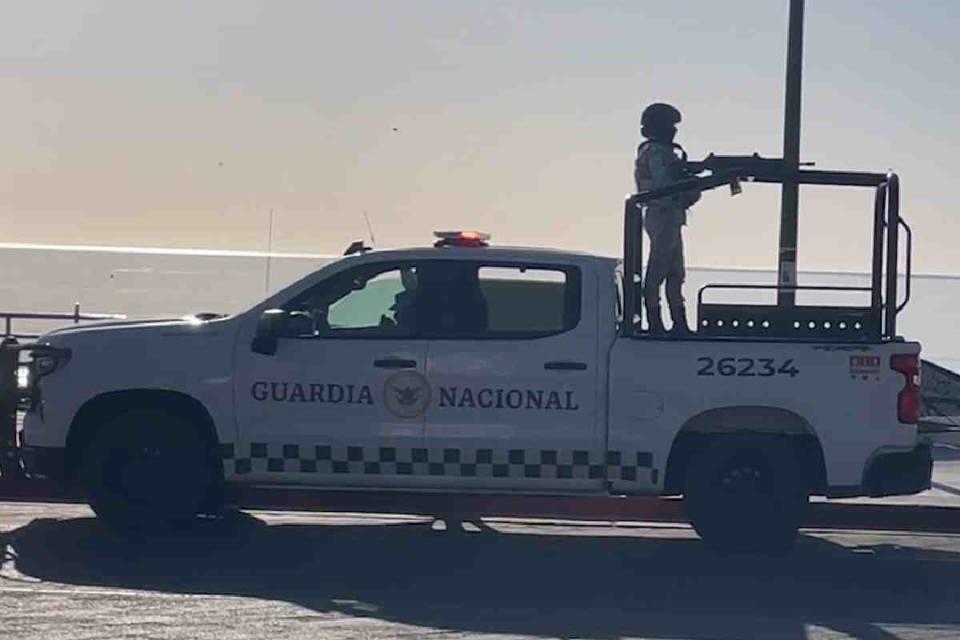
777, 0, 804, 306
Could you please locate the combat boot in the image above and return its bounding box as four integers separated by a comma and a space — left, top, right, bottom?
645, 303, 667, 336
669, 304, 693, 337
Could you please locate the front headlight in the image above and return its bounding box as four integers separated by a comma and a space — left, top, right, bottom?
17, 365, 29, 389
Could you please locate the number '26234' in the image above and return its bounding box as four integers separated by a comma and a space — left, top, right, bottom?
696, 357, 800, 378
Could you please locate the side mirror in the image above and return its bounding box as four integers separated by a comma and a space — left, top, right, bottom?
251, 309, 285, 356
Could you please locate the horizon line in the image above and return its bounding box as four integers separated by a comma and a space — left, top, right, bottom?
0, 241, 334, 260
2, 241, 958, 280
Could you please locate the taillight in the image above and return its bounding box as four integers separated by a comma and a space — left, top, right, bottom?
891, 354, 920, 424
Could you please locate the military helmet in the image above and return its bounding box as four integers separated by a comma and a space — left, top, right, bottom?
641, 102, 682, 129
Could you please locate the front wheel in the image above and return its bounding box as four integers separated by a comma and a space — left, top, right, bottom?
684, 436, 809, 552
80, 408, 213, 533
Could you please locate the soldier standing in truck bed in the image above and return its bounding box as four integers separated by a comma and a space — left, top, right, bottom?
634, 102, 700, 336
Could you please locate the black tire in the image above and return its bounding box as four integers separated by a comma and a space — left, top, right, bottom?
684, 436, 809, 552
80, 408, 213, 533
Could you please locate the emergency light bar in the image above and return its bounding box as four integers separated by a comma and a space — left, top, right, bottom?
433, 231, 491, 248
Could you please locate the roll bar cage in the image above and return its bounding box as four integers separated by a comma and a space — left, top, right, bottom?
622, 163, 911, 342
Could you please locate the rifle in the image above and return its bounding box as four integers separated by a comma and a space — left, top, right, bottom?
635, 153, 818, 204
664, 153, 813, 196
686, 152, 812, 175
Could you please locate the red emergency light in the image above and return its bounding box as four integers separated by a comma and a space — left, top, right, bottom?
433, 231, 491, 248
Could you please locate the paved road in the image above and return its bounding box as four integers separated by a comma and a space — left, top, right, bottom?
2, 503, 960, 639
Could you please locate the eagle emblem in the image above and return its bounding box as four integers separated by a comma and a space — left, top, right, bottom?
383, 371, 431, 418
391, 384, 421, 406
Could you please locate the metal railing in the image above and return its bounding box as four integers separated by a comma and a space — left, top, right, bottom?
622, 165, 910, 341
1, 303, 126, 340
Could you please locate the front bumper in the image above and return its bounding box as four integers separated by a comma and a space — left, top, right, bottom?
20, 445, 66, 483
863, 445, 933, 497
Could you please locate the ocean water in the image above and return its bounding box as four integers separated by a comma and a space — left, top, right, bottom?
0, 243, 330, 333
2, 243, 958, 371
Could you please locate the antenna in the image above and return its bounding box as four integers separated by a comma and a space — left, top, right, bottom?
264, 208, 275, 296
362, 211, 377, 247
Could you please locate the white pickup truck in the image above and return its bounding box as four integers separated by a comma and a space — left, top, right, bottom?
16, 223, 929, 551
10, 160, 930, 551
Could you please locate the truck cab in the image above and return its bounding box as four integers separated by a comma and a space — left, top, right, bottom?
232, 241, 616, 494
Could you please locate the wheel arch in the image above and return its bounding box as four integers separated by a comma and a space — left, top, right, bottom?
64, 388, 223, 485
663, 405, 827, 495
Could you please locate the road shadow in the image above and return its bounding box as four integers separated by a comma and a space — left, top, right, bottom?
4, 512, 960, 639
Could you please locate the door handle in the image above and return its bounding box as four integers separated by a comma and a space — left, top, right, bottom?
374, 358, 418, 369
544, 361, 588, 371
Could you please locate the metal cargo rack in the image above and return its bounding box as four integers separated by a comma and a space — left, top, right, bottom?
622, 163, 911, 342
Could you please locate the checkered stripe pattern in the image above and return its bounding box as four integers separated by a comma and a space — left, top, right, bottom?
605, 450, 654, 483
220, 443, 655, 483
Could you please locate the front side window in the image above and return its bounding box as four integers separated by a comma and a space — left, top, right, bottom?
283, 263, 419, 338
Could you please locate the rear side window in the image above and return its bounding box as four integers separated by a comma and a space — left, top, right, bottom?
478, 267, 573, 335
416, 261, 580, 339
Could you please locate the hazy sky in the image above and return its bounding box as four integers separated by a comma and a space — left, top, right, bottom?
2, 0, 958, 273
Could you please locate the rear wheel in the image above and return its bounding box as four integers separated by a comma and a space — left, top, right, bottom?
684, 436, 809, 552
80, 408, 213, 533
